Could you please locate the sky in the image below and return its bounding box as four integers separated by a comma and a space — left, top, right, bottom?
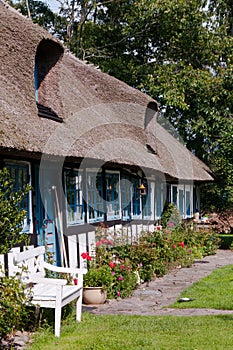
42, 0, 60, 13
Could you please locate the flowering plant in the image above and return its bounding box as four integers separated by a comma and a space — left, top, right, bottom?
82, 252, 113, 290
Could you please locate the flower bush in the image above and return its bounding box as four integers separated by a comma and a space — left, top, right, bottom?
82, 252, 113, 290
81, 217, 220, 301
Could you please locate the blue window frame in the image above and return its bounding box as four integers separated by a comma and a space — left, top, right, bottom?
6, 162, 31, 233
86, 171, 104, 223
64, 170, 84, 225
106, 172, 120, 220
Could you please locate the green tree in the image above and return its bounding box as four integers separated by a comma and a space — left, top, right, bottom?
0, 168, 31, 253
9, 0, 233, 210
9, 0, 67, 40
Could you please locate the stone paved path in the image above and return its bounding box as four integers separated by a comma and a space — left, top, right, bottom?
83, 249, 233, 316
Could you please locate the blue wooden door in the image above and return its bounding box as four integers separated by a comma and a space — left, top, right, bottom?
34, 164, 60, 265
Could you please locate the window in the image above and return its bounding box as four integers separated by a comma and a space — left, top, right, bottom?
142, 181, 152, 219
179, 188, 184, 216
172, 186, 178, 206
121, 176, 132, 220
106, 172, 120, 220
6, 162, 32, 233
65, 170, 84, 225
132, 178, 141, 219
86, 171, 104, 223
185, 189, 191, 217
155, 181, 163, 219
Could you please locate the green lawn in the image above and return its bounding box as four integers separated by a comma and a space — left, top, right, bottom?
27, 264, 233, 350
170, 264, 233, 310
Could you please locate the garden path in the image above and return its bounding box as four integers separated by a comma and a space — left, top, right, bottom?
83, 249, 233, 316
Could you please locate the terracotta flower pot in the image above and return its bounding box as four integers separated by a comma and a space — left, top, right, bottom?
83, 287, 107, 305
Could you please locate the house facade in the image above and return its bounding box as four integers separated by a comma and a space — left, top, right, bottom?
0, 2, 213, 267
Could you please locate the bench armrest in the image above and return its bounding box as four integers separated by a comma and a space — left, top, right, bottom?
43, 262, 87, 276
29, 276, 67, 285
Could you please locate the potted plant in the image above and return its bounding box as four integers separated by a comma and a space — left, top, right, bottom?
81, 252, 114, 304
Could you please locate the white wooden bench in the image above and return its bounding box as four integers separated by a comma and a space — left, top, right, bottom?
8, 246, 87, 337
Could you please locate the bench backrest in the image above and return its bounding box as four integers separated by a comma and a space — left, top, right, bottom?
8, 246, 46, 281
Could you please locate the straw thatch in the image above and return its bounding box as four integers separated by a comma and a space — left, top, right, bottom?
0, 3, 213, 182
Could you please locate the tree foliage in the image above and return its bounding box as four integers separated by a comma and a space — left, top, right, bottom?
0, 168, 31, 253
9, 0, 233, 210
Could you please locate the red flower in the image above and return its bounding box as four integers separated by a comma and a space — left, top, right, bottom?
178, 242, 185, 248
109, 261, 116, 268
73, 278, 78, 285
96, 241, 101, 247
81, 252, 92, 260
172, 244, 177, 249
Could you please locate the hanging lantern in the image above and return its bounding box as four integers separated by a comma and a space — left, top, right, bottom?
138, 183, 146, 196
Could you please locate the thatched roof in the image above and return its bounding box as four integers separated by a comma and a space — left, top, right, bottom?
0, 3, 213, 182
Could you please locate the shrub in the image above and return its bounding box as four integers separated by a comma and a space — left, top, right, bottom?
90, 223, 220, 299
0, 167, 31, 254
0, 274, 33, 339
217, 234, 233, 249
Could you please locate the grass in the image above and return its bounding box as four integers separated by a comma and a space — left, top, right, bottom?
170, 264, 233, 310
27, 264, 233, 349
27, 312, 233, 350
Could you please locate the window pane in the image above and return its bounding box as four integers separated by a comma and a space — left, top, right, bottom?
156, 182, 162, 218
142, 182, 151, 218
121, 177, 131, 220
106, 173, 120, 220
132, 178, 140, 217
6, 163, 31, 232
86, 171, 104, 222
65, 170, 84, 225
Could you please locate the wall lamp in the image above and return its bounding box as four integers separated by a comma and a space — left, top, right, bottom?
138, 183, 147, 196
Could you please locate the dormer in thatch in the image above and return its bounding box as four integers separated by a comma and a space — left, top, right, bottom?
0, 3, 214, 266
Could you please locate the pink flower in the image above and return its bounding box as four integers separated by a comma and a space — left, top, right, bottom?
100, 238, 108, 245
172, 244, 176, 249
120, 265, 125, 269
118, 276, 124, 281
117, 291, 121, 297
96, 241, 101, 247
168, 222, 174, 227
